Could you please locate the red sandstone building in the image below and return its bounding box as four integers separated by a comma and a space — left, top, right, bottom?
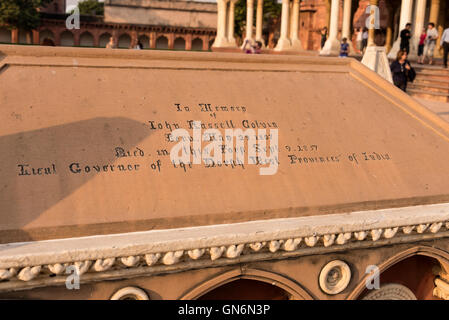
0, 0, 447, 55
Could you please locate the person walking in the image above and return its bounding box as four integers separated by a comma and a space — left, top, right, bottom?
423, 23, 439, 65
390, 49, 415, 92
417, 28, 426, 64
400, 23, 412, 54
441, 26, 449, 69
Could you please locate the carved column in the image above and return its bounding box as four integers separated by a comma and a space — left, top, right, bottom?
290, 0, 302, 50
367, 0, 379, 47
228, 0, 237, 46
409, 0, 427, 59
429, 0, 442, 57
275, 0, 291, 51
388, 0, 414, 58
150, 32, 156, 49
212, 0, 230, 48
11, 29, 18, 44
185, 34, 193, 50
255, 0, 265, 46
244, 0, 255, 43
320, 0, 340, 55
342, 0, 354, 54
385, 2, 394, 53
32, 30, 39, 45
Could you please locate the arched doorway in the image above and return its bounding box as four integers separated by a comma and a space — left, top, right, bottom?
60, 31, 74, 46
118, 33, 131, 49
349, 246, 449, 300
357, 255, 441, 300
198, 279, 291, 300
180, 268, 313, 300
0, 28, 11, 43
99, 33, 111, 48
191, 38, 203, 51
138, 35, 150, 49
80, 32, 94, 47
174, 37, 186, 50
156, 36, 168, 49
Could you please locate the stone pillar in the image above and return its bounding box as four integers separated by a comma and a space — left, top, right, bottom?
367, 0, 379, 47
228, 0, 237, 46
186, 34, 193, 50
11, 29, 18, 44
429, 0, 442, 57
168, 33, 175, 49
212, 0, 230, 48
320, 0, 340, 55
385, 3, 394, 53
275, 0, 291, 51
245, 0, 255, 42
289, 0, 302, 50
74, 31, 80, 46
409, 0, 427, 59
150, 32, 156, 49
255, 0, 265, 46
388, 0, 414, 59
32, 30, 39, 45
130, 30, 138, 48
341, 0, 354, 54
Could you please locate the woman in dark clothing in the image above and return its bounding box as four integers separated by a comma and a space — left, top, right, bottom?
390, 49, 415, 92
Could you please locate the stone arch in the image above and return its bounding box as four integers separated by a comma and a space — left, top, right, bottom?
348, 246, 449, 300
191, 38, 203, 51
174, 37, 186, 50
80, 31, 94, 47
118, 33, 131, 49
138, 35, 150, 49
40, 29, 55, 44
60, 30, 74, 47
18, 30, 32, 44
99, 33, 112, 48
0, 28, 11, 43
156, 36, 168, 49
179, 268, 314, 300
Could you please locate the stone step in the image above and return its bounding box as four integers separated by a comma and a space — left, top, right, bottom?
408, 82, 449, 94
408, 88, 449, 102
414, 78, 449, 87
413, 66, 449, 75
413, 72, 449, 81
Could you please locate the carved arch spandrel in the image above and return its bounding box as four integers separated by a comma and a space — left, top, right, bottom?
347, 245, 449, 300
179, 268, 314, 300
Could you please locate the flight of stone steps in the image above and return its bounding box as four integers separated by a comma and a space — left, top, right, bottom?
408, 65, 449, 103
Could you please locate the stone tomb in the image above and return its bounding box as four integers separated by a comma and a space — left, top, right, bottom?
1, 45, 449, 244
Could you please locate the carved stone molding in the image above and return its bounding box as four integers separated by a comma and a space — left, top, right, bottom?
1, 203, 449, 291
319, 260, 351, 295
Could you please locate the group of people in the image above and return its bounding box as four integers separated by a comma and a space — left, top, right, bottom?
390, 23, 449, 93
242, 39, 263, 54
105, 36, 144, 50
400, 22, 440, 65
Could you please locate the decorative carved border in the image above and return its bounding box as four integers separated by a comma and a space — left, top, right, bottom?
1, 203, 449, 291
